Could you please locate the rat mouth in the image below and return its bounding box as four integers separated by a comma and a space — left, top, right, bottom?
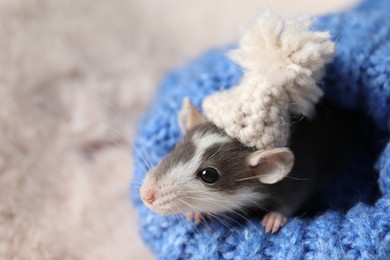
142, 191, 190, 215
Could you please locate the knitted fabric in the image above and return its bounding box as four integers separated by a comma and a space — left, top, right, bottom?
203, 11, 335, 150
132, 0, 390, 258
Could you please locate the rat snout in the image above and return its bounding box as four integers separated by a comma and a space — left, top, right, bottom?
140, 180, 157, 205
140, 176, 157, 205
142, 188, 156, 204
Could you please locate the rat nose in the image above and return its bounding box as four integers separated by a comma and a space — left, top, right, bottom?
142, 189, 156, 204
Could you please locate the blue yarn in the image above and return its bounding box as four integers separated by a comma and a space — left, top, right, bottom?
132, 0, 390, 258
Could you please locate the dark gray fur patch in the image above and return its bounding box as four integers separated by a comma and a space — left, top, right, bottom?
154, 122, 262, 194
154, 135, 196, 181
199, 138, 261, 194
154, 122, 229, 180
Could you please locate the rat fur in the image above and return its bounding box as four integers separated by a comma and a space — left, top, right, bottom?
140, 99, 356, 233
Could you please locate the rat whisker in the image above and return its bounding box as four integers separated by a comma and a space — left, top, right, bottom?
132, 179, 145, 187
90, 91, 155, 172
181, 191, 259, 209
203, 230, 222, 250
207, 145, 223, 160
172, 214, 181, 226
105, 138, 150, 175
178, 200, 208, 235
179, 190, 268, 214
185, 195, 232, 208
234, 175, 261, 182
186, 196, 258, 229
234, 173, 281, 182
181, 213, 203, 236
139, 141, 154, 172
264, 192, 284, 205
183, 197, 249, 230
228, 209, 257, 228
284, 176, 311, 182
179, 200, 236, 234
184, 195, 251, 209
234, 173, 310, 183
210, 214, 241, 240
244, 198, 269, 212
104, 124, 153, 172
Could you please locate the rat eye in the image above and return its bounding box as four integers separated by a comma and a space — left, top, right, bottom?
197, 167, 219, 184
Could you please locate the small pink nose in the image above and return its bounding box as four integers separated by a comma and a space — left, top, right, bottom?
142, 189, 156, 204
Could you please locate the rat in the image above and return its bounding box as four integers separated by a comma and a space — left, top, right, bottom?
140, 98, 355, 233
140, 11, 338, 233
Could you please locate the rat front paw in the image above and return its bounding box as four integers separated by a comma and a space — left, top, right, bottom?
186, 212, 211, 225
261, 212, 287, 233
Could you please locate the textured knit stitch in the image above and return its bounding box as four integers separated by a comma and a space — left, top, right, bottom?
203, 10, 335, 150
132, 0, 390, 258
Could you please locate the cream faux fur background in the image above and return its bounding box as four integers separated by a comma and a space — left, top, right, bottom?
0, 0, 356, 259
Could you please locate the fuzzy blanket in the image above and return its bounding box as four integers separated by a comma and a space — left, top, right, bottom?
0, 0, 156, 258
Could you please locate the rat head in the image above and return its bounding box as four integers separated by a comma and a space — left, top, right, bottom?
140, 98, 294, 215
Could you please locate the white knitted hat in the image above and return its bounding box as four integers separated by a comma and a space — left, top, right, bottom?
202, 10, 335, 150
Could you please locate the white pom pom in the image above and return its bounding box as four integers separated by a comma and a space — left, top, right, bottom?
203, 10, 335, 150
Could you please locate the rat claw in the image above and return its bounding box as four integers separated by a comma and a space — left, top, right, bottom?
186, 212, 202, 224
186, 212, 211, 225
194, 212, 202, 224
261, 214, 270, 227
186, 212, 194, 221
261, 212, 287, 234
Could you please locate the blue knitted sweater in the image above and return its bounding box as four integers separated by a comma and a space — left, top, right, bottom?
132, 0, 390, 258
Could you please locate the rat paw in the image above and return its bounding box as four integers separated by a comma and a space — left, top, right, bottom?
186, 212, 211, 225
261, 212, 287, 234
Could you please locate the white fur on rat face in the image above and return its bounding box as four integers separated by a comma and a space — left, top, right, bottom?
140, 98, 294, 217
141, 129, 262, 215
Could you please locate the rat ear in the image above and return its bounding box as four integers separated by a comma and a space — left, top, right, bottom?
178, 97, 205, 134
246, 148, 294, 184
